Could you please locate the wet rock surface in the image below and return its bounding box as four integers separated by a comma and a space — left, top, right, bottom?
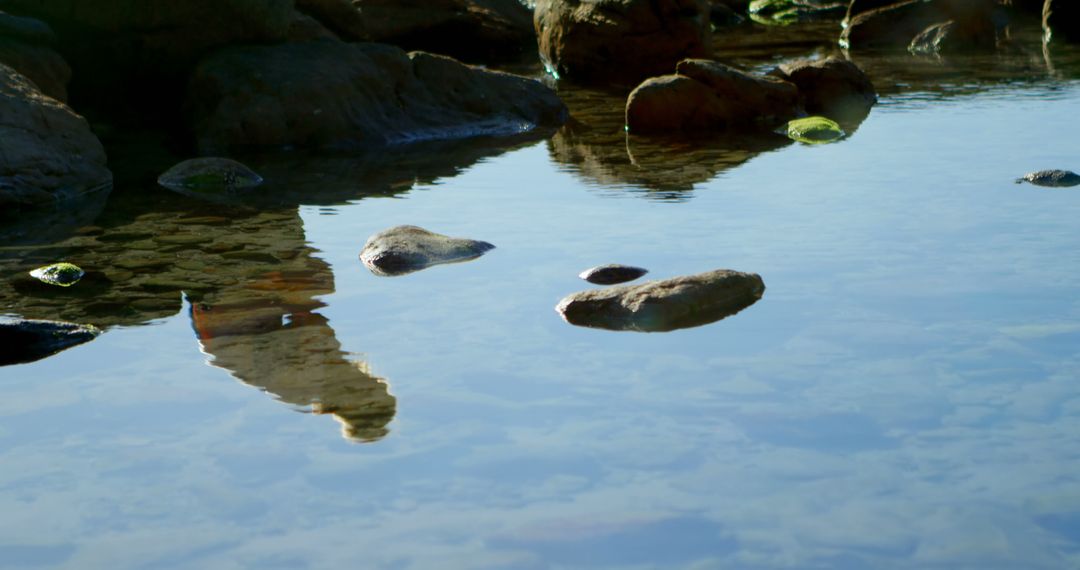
29, 262, 84, 287
186, 41, 568, 154
157, 158, 264, 192
0, 12, 69, 101
556, 269, 765, 332
0, 63, 112, 211
1015, 169, 1080, 187
769, 58, 876, 122
579, 264, 649, 285
0, 317, 101, 366
841, 0, 999, 52
360, 225, 495, 276
535, 0, 713, 84
783, 115, 845, 143
359, 0, 534, 61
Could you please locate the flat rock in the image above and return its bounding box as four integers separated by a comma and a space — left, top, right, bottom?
1015, 170, 1080, 188
556, 268, 765, 332
186, 41, 568, 154
579, 264, 649, 285
0, 317, 101, 366
360, 225, 495, 276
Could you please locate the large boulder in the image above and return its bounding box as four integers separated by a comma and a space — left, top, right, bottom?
0, 64, 111, 211
769, 58, 876, 122
1044, 0, 1080, 43
0, 11, 69, 101
358, 0, 534, 61
185, 40, 568, 154
297, 0, 367, 40
556, 269, 765, 332
626, 59, 800, 133
840, 0, 999, 50
535, 0, 712, 85
0, 317, 101, 365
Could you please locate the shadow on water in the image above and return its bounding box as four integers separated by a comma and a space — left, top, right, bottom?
0, 131, 554, 438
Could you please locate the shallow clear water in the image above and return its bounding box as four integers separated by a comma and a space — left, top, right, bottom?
3, 23, 1080, 570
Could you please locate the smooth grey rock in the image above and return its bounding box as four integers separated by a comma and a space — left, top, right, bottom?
0, 317, 101, 365
579, 264, 649, 285
1015, 169, 1080, 187
556, 268, 765, 332
360, 225, 495, 276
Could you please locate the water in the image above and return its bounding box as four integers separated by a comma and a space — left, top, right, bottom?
3, 22, 1080, 570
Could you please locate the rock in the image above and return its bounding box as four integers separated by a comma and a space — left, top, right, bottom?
186, 41, 568, 154
748, 0, 847, 25
556, 269, 765, 332
0, 37, 70, 101
1044, 0, 1080, 43
0, 63, 112, 211
287, 10, 341, 42
359, 0, 534, 61
710, 2, 745, 26
841, 0, 998, 50
359, 225, 495, 276
29, 262, 84, 287
843, 0, 900, 25
579, 264, 649, 285
296, 0, 367, 41
0, 317, 101, 366
535, 0, 712, 85
0, 11, 57, 44
158, 158, 264, 192
769, 58, 876, 123
626, 59, 800, 134
1014, 169, 1080, 187
783, 116, 845, 143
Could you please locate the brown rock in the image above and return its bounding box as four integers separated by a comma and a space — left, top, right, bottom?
842, 0, 1000, 50
770, 58, 876, 122
186, 41, 568, 154
556, 269, 765, 332
626, 60, 799, 134
535, 0, 712, 85
0, 63, 112, 210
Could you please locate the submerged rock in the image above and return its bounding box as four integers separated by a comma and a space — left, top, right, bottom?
535, 0, 712, 85
0, 317, 101, 366
29, 262, 84, 287
783, 116, 845, 143
556, 269, 765, 332
360, 225, 495, 276
579, 264, 649, 285
769, 58, 876, 123
157, 157, 264, 191
1015, 170, 1080, 188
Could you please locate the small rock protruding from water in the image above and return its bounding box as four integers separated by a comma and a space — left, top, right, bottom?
360, 225, 495, 276
783, 116, 845, 144
0, 317, 102, 366
557, 269, 765, 332
579, 264, 649, 285
1014, 170, 1080, 188
29, 262, 84, 287
157, 157, 264, 191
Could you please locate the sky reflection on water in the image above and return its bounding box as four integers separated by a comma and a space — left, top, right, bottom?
2, 39, 1080, 570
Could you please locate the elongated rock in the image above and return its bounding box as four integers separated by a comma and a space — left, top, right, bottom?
360, 225, 495, 276
1015, 169, 1080, 188
579, 264, 649, 285
0, 317, 101, 366
556, 269, 765, 332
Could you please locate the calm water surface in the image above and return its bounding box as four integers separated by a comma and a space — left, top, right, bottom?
3, 24, 1080, 570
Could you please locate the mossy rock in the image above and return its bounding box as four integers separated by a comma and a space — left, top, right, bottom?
29, 262, 84, 287
783, 116, 845, 144
157, 157, 264, 192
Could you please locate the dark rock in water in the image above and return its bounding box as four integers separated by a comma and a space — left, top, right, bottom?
625, 59, 799, 134
748, 0, 847, 25
0, 63, 112, 211
360, 225, 495, 276
0, 317, 101, 366
360, 0, 534, 61
782, 116, 845, 144
1015, 170, 1080, 187
158, 158, 264, 192
1044, 0, 1080, 43
769, 58, 876, 123
186, 41, 567, 154
841, 0, 998, 51
296, 0, 368, 41
556, 269, 765, 332
579, 264, 649, 285
535, 0, 713, 85
29, 262, 84, 287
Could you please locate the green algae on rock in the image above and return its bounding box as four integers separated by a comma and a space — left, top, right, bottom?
783, 116, 845, 144
29, 262, 84, 286
157, 157, 264, 192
